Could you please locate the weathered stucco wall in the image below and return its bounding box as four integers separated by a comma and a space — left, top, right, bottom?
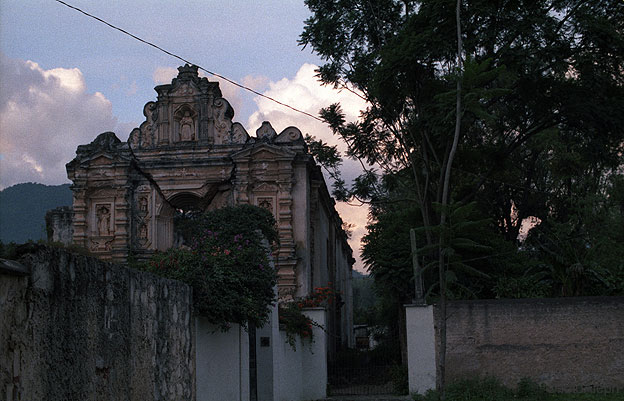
1, 245, 195, 401
438, 297, 624, 392
195, 318, 249, 401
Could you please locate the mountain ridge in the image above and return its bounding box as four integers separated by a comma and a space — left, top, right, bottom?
0, 182, 73, 243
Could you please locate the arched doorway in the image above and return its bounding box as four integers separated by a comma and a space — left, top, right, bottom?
155, 192, 203, 251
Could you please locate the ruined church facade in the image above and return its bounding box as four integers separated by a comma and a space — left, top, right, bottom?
65, 65, 354, 347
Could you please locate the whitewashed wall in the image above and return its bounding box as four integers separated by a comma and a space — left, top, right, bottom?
273, 308, 328, 401
195, 318, 250, 401
405, 305, 437, 395
195, 307, 327, 401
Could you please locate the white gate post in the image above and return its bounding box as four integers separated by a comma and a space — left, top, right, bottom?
405, 304, 437, 395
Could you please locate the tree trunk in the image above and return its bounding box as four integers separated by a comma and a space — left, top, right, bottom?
437, 0, 463, 398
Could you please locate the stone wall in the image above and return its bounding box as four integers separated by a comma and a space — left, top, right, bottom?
437, 297, 624, 392
1, 245, 195, 401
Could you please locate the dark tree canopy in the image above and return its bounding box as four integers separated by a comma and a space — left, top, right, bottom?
302, 0, 624, 299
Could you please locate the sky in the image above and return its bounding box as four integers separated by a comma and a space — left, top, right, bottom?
0, 0, 371, 272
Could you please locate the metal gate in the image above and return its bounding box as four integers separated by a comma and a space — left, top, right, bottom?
327, 350, 400, 396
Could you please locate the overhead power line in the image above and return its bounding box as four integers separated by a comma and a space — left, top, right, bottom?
53, 1, 568, 198
53, 0, 324, 123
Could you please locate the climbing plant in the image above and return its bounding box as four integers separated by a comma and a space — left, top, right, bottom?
140, 205, 278, 331
278, 285, 338, 349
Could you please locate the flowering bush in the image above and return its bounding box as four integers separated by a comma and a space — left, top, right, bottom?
278, 285, 339, 349
279, 302, 315, 349
141, 205, 278, 331
297, 284, 339, 308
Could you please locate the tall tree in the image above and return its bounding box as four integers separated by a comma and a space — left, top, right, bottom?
301, 0, 624, 393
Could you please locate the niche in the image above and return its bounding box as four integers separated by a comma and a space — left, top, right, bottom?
174, 105, 197, 142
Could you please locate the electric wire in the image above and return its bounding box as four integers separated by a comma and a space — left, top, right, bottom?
53, 0, 597, 199
53, 2, 603, 271
53, 0, 324, 123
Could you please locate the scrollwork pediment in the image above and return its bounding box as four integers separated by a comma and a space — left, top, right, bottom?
230, 122, 250, 144
275, 126, 304, 144
231, 143, 296, 161
213, 98, 234, 145
171, 82, 196, 97
75, 132, 124, 158
89, 155, 115, 166
256, 121, 277, 141
253, 182, 278, 192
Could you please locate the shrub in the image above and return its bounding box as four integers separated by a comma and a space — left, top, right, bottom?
278, 302, 315, 349
140, 205, 278, 331
390, 364, 409, 395
278, 286, 337, 349
516, 377, 548, 398
411, 377, 624, 401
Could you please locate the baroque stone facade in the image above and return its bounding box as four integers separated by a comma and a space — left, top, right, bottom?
66, 65, 354, 326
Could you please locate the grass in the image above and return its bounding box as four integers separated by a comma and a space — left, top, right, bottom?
412, 378, 623, 401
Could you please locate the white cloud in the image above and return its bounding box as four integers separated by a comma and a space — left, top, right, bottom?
247, 63, 366, 153
39, 65, 86, 93
241, 74, 270, 91
0, 55, 126, 189
246, 63, 370, 272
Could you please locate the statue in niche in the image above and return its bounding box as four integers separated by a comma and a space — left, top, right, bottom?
139, 222, 148, 239
179, 111, 195, 141
96, 205, 111, 235
139, 196, 148, 213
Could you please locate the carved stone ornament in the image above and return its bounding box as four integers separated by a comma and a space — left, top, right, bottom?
213, 98, 234, 144
129, 128, 140, 147
174, 83, 194, 97
180, 112, 195, 140
132, 101, 158, 148
231, 122, 249, 144
275, 126, 303, 143
96, 204, 112, 235
139, 222, 148, 239
256, 121, 277, 141
257, 197, 274, 214
90, 237, 114, 252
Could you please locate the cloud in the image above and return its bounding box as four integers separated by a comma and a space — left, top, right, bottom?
0, 55, 126, 189
246, 63, 371, 272
247, 63, 366, 153
241, 74, 270, 91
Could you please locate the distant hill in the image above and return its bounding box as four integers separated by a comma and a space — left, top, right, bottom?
352, 269, 377, 324
0, 183, 72, 244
